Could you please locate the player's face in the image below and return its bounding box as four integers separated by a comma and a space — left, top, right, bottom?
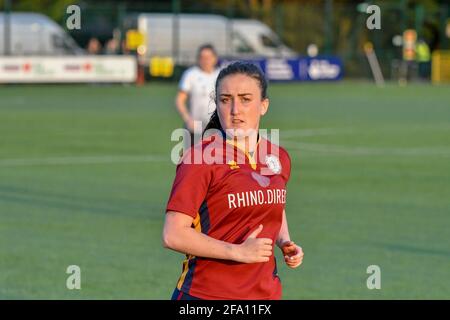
217, 73, 269, 138
198, 49, 217, 72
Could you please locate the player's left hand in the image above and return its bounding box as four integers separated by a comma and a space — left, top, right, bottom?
281, 241, 304, 268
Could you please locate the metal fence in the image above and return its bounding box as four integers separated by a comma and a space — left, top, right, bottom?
2, 0, 449, 79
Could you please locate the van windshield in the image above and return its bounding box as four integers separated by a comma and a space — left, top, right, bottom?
52, 33, 79, 54
261, 34, 281, 48
232, 32, 254, 53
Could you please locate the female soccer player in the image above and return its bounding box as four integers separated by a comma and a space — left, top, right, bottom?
175, 44, 219, 150
163, 61, 304, 300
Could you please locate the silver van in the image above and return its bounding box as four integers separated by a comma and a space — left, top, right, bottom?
0, 12, 83, 56
133, 13, 297, 66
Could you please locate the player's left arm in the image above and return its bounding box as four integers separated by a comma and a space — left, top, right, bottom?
276, 209, 304, 269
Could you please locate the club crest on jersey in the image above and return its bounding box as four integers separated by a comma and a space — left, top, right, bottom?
265, 154, 281, 174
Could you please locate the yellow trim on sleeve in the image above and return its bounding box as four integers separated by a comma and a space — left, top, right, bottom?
176, 212, 201, 290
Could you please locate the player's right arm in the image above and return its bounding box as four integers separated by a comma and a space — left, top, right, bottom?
175, 90, 194, 133
163, 212, 272, 264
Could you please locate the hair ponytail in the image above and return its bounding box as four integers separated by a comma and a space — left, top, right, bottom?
203, 109, 223, 136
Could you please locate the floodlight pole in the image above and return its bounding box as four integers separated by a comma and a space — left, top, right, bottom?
4, 0, 12, 56
172, 0, 180, 64
226, 0, 234, 58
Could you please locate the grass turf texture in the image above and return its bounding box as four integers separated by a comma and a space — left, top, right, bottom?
0, 82, 449, 299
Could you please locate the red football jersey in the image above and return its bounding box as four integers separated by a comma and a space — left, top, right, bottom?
166, 131, 291, 300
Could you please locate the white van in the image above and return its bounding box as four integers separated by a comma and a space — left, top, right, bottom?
0, 12, 83, 56
133, 13, 297, 66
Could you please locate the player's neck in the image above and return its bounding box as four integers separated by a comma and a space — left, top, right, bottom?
230, 132, 259, 155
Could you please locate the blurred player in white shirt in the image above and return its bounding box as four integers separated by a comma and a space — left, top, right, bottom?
175, 44, 220, 149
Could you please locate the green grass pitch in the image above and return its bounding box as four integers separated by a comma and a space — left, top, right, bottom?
0, 81, 449, 299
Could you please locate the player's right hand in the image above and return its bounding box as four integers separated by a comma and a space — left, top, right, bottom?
234, 224, 273, 263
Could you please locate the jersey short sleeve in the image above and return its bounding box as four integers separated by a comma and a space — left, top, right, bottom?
178, 67, 194, 93
166, 156, 212, 219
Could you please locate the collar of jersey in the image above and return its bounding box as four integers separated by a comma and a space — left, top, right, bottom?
220, 128, 261, 170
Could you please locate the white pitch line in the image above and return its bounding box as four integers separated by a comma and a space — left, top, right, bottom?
0, 154, 168, 167
283, 141, 450, 156
281, 125, 450, 138
280, 128, 353, 138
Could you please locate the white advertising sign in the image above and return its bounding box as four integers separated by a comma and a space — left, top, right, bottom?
0, 56, 137, 83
